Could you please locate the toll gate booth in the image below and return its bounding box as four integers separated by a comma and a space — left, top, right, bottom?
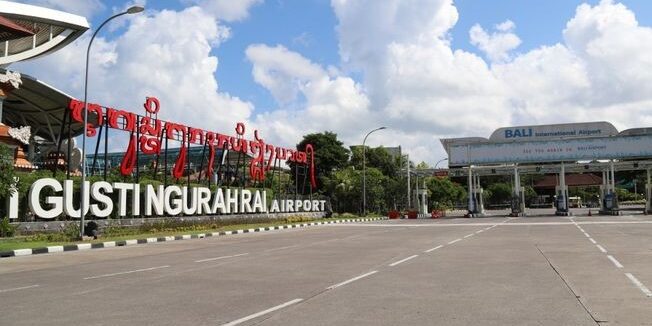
441, 122, 652, 217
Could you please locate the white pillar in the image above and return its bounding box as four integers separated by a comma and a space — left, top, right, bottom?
468, 167, 474, 214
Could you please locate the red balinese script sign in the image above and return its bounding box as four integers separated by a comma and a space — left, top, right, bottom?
69, 97, 317, 188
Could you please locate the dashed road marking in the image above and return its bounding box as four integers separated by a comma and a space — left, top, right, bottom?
195, 253, 249, 263
424, 245, 443, 253
475, 230, 484, 234
264, 245, 300, 252
389, 255, 419, 267
588, 238, 597, 244
463, 234, 474, 238
327, 271, 378, 290
607, 255, 624, 268
221, 298, 303, 326
83, 265, 170, 280
0, 284, 39, 293
448, 239, 462, 245
625, 273, 652, 297
596, 244, 608, 253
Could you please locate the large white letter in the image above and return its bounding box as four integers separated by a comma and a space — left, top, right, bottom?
197, 187, 211, 214
145, 185, 165, 216
63, 180, 89, 218
113, 183, 132, 217
182, 187, 198, 215
90, 181, 113, 218
240, 189, 252, 213
29, 178, 63, 219
252, 191, 264, 213
164, 185, 182, 216
211, 188, 226, 214
226, 189, 238, 213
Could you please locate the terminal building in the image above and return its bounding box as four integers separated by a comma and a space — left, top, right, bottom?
441, 122, 652, 217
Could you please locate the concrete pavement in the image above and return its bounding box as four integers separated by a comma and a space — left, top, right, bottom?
1, 215, 651, 325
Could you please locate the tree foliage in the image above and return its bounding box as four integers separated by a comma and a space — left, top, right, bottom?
292, 131, 350, 194
425, 177, 466, 210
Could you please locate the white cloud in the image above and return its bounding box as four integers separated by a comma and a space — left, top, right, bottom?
246, 44, 371, 147
182, 0, 263, 22
14, 6, 252, 151
469, 20, 521, 62
15, 0, 105, 18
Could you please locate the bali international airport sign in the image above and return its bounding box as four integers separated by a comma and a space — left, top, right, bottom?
449, 134, 652, 165
5, 96, 324, 220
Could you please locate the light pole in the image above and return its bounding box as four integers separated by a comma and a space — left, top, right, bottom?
80, 5, 145, 239
362, 126, 386, 216
435, 158, 448, 169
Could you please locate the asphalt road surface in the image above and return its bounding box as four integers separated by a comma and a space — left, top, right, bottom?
1, 215, 651, 325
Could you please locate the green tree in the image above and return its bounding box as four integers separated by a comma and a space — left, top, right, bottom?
425, 176, 467, 210
292, 132, 350, 195
485, 182, 513, 205
350, 146, 398, 177
0, 144, 16, 200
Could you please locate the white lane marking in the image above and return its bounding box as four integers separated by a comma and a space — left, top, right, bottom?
264, 245, 299, 252
424, 245, 444, 253
448, 239, 462, 245
0, 284, 40, 293
83, 265, 170, 280
389, 255, 419, 267
607, 255, 624, 268
336, 221, 652, 227
583, 232, 591, 238
588, 238, 597, 244
475, 230, 484, 234
195, 253, 249, 263
463, 234, 474, 238
327, 271, 378, 290
596, 244, 608, 253
221, 298, 303, 326
625, 273, 652, 297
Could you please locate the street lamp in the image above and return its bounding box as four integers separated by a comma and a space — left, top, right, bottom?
80, 6, 145, 239
362, 126, 386, 216
435, 158, 448, 169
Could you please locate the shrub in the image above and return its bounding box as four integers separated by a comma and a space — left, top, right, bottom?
0, 217, 17, 237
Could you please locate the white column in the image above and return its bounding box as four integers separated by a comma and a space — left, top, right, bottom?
468, 167, 474, 213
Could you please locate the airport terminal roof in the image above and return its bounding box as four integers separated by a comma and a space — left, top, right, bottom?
0, 0, 88, 66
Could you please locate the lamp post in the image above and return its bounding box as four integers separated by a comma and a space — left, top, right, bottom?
80, 6, 144, 239
435, 158, 448, 170
362, 126, 386, 216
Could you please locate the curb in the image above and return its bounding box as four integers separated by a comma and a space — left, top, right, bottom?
0, 217, 385, 259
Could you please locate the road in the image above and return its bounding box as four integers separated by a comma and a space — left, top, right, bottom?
1, 215, 651, 325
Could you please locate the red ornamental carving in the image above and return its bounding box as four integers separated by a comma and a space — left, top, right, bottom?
143, 97, 160, 115
172, 144, 187, 180
68, 97, 318, 185
120, 135, 137, 176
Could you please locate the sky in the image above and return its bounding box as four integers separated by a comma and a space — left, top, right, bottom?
11, 0, 652, 166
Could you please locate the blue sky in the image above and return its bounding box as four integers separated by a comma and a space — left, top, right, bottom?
15, 0, 652, 164
77, 0, 652, 116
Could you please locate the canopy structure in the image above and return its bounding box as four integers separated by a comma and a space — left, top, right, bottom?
0, 0, 88, 66
0, 68, 82, 144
